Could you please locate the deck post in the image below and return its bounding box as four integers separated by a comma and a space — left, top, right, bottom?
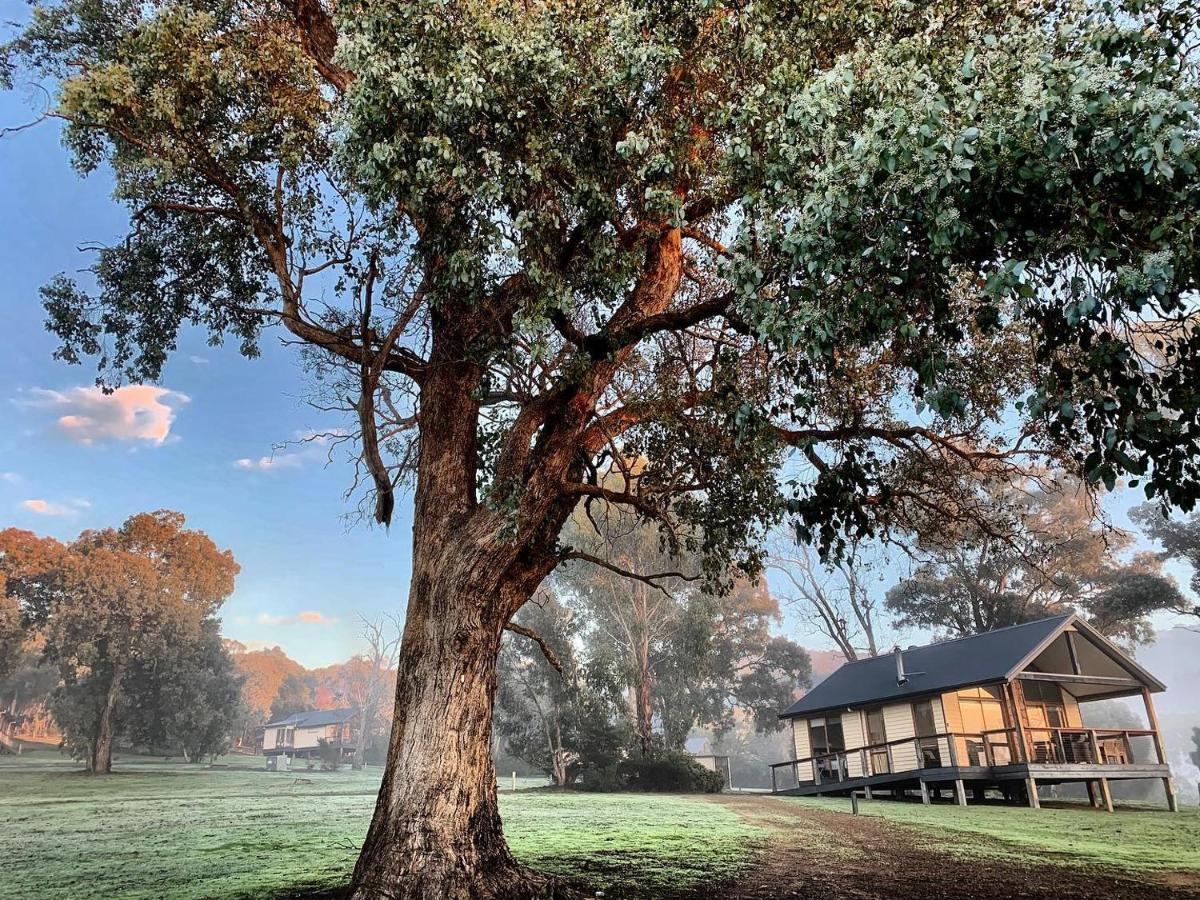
1164, 778, 1179, 813
1141, 687, 1167, 764
1025, 776, 1040, 809
1098, 777, 1114, 813
919, 780, 931, 805
1085, 781, 1099, 808
771, 766, 778, 794
864, 785, 873, 800
953, 779, 968, 807
1006, 683, 1031, 763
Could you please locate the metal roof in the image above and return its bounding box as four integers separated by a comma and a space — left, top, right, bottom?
264, 707, 359, 728
779, 615, 1078, 719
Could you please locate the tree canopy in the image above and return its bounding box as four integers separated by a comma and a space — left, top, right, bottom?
5, 0, 1200, 892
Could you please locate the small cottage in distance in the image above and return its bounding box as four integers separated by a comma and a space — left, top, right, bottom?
770, 614, 1177, 811
262, 708, 360, 767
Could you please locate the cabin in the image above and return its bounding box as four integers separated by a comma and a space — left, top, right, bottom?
261, 708, 360, 765
769, 615, 1178, 811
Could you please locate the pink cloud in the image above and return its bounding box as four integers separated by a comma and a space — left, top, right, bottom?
22, 498, 90, 517
24, 386, 189, 445
257, 610, 338, 627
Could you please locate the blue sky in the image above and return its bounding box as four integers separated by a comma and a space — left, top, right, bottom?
0, 79, 414, 666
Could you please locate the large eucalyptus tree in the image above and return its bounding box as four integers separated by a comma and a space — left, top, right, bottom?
4, 0, 1200, 895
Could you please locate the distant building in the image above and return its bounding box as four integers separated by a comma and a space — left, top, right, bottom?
261, 708, 360, 765
770, 614, 1177, 812
685, 735, 732, 787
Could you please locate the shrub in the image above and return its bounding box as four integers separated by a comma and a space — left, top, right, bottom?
316, 738, 341, 772
568, 750, 725, 793
618, 750, 725, 793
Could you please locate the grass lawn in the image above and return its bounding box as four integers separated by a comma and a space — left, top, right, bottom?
0, 752, 764, 900
776, 794, 1200, 873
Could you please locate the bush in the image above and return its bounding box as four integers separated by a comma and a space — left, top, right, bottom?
619, 750, 725, 793
316, 738, 341, 772
572, 750, 725, 793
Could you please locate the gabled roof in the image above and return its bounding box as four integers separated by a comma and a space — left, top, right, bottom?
264, 707, 358, 729
779, 614, 1155, 720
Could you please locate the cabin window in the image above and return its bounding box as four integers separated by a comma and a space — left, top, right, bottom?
912, 700, 942, 767
865, 708, 889, 775
808, 715, 845, 782
956, 686, 1008, 765
275, 727, 287, 745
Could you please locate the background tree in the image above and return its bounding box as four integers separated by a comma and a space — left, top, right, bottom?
125, 619, 244, 761
338, 616, 401, 770
1192, 727, 1200, 769
495, 594, 627, 786
230, 645, 307, 741
651, 582, 811, 749
0, 595, 21, 682
2, 512, 240, 773
1131, 505, 1200, 623
6, 0, 1200, 892
886, 477, 1182, 645
270, 672, 318, 721
768, 540, 888, 661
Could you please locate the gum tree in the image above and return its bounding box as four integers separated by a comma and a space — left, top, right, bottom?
4, 0, 1200, 895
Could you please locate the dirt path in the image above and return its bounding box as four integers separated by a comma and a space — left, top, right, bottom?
699, 794, 1199, 900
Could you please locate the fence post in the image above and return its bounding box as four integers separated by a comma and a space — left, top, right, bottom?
851, 792, 860, 816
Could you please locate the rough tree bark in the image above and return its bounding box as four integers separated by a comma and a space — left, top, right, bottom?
348, 233, 683, 897
89, 660, 125, 775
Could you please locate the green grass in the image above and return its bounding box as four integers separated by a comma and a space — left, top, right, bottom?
0, 752, 764, 900
777, 795, 1200, 873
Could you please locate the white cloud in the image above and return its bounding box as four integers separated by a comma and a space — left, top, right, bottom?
232, 429, 347, 473
189, 355, 210, 365
21, 385, 189, 446
22, 498, 90, 517
257, 610, 339, 627
0, 472, 20, 485
233, 453, 306, 471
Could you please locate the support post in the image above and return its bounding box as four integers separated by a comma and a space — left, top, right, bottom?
1086, 781, 1098, 808
954, 779, 968, 807
919, 780, 931, 805
1026, 777, 1040, 809
1164, 778, 1179, 813
864, 785, 873, 800
1006, 683, 1031, 763
771, 766, 778, 794
1098, 777, 1114, 813
1142, 687, 1168, 765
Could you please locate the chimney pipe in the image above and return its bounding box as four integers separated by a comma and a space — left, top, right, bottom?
893, 645, 908, 686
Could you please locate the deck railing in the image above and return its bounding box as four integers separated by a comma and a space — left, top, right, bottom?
768, 726, 1161, 793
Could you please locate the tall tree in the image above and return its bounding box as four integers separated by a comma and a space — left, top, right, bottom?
1130, 504, 1200, 622
495, 594, 627, 786
125, 618, 245, 761
270, 672, 318, 721
339, 615, 401, 769
886, 477, 1182, 645
2, 512, 239, 772
6, 0, 1200, 893
768, 541, 888, 661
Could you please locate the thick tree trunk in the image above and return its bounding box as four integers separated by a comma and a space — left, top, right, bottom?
89, 661, 125, 775
348, 557, 570, 899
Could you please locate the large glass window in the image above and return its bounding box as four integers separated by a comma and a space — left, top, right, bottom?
809, 715, 845, 782
956, 686, 1008, 765
912, 700, 942, 767
866, 708, 889, 775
